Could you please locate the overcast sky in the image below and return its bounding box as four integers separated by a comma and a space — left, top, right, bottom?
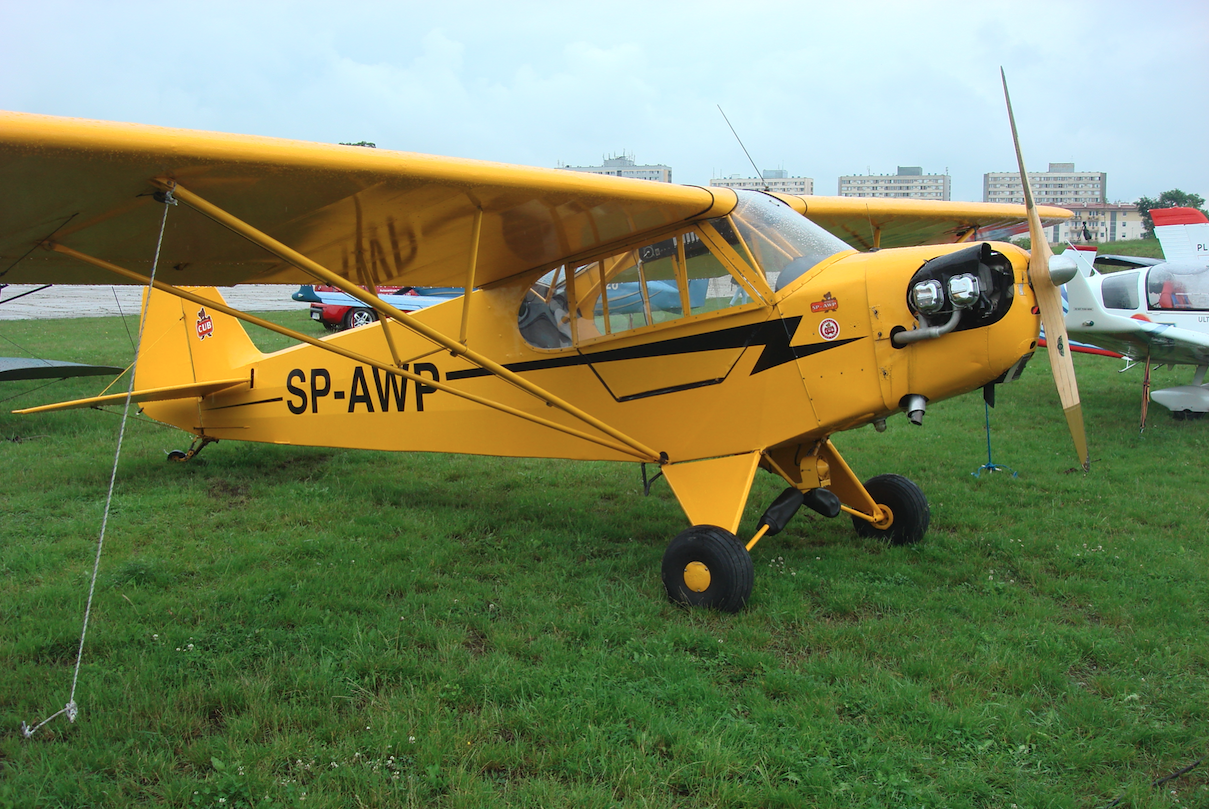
2, 0, 1204, 203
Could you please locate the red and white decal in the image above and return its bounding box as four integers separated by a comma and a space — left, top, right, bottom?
196, 307, 214, 340
810, 292, 839, 313
819, 318, 840, 341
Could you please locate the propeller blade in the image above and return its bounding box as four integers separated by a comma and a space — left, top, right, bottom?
1001, 68, 1090, 471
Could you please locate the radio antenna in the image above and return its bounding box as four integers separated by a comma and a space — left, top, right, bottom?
717, 105, 765, 189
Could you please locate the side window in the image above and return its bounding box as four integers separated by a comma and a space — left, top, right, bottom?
518, 266, 572, 349
571, 236, 692, 341
684, 223, 750, 314
1100, 272, 1139, 310
518, 217, 771, 350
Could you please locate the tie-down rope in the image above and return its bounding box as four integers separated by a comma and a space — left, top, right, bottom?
21, 188, 176, 738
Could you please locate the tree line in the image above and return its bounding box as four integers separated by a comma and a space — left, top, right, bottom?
1136, 189, 1206, 237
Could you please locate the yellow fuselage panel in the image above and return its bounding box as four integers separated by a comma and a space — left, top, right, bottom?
176, 241, 1037, 464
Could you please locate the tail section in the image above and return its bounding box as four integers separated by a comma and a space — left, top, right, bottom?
134, 287, 262, 390
1152, 207, 1209, 266
134, 287, 261, 433
15, 287, 256, 420
1062, 245, 1108, 323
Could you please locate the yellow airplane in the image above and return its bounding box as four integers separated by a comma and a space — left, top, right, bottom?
0, 81, 1084, 612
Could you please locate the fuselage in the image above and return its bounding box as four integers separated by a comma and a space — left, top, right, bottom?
1064, 258, 1209, 366
140, 192, 1040, 465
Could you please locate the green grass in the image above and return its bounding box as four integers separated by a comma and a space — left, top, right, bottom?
1082, 238, 1166, 260
2, 312, 1208, 808
1025, 238, 1165, 263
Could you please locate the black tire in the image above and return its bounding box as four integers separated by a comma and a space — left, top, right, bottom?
852, 474, 929, 546
343, 308, 377, 330
166, 449, 188, 462
661, 525, 754, 613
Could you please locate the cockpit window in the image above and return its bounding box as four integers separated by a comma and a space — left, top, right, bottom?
683, 221, 758, 315
517, 191, 852, 350
1147, 264, 1209, 310
571, 235, 698, 343
1101, 272, 1139, 310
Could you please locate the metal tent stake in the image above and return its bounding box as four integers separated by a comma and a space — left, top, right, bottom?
972, 398, 1016, 478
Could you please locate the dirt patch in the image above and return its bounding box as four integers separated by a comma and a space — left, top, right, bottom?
207, 479, 250, 505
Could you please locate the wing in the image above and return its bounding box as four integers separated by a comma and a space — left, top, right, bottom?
0, 357, 123, 381
1074, 319, 1209, 366
1094, 255, 1162, 271
0, 111, 731, 288
1, 111, 1066, 290
772, 194, 1072, 251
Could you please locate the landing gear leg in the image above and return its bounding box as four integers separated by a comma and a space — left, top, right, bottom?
765, 440, 930, 546
166, 435, 217, 463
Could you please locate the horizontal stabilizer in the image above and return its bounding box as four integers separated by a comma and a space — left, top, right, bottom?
14, 377, 247, 414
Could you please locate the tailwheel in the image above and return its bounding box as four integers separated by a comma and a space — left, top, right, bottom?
852, 474, 930, 546
661, 525, 754, 613
165, 435, 217, 463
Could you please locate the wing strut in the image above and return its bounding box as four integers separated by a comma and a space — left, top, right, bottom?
459, 208, 483, 344
149, 180, 662, 463
42, 242, 653, 461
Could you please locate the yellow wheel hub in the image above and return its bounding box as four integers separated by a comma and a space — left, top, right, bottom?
683, 561, 711, 592
871, 504, 894, 530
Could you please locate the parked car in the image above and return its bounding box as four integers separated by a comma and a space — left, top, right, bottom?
292, 285, 462, 331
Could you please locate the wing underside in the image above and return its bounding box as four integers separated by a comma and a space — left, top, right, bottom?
0, 112, 729, 290
1, 112, 1068, 294
775, 194, 1071, 251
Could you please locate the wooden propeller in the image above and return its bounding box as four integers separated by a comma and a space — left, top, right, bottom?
1001, 68, 1090, 471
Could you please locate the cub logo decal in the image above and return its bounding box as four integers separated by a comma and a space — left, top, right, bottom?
195, 307, 214, 340
819, 318, 840, 341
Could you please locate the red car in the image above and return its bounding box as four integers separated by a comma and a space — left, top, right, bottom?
293, 285, 460, 331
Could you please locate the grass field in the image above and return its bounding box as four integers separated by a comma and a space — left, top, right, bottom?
1, 310, 1207, 808
1019, 238, 1165, 264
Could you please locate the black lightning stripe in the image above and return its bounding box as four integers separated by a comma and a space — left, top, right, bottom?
445, 316, 864, 383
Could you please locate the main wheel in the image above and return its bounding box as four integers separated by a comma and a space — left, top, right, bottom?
852, 474, 929, 546
343, 308, 377, 330
661, 525, 754, 613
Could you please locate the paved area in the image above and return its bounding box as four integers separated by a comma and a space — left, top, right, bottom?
0, 284, 308, 320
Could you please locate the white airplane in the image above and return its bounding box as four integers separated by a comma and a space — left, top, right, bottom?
1061, 207, 1209, 421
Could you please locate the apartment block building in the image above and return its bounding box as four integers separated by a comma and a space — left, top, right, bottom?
984, 163, 1105, 206
837, 166, 951, 200
710, 169, 814, 195
1051, 203, 1144, 243
558, 153, 672, 183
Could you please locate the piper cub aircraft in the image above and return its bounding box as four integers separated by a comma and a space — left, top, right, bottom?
0, 85, 1084, 612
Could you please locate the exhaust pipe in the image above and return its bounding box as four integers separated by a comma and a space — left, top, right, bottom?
901, 394, 928, 426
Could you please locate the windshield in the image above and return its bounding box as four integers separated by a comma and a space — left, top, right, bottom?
728, 190, 851, 291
